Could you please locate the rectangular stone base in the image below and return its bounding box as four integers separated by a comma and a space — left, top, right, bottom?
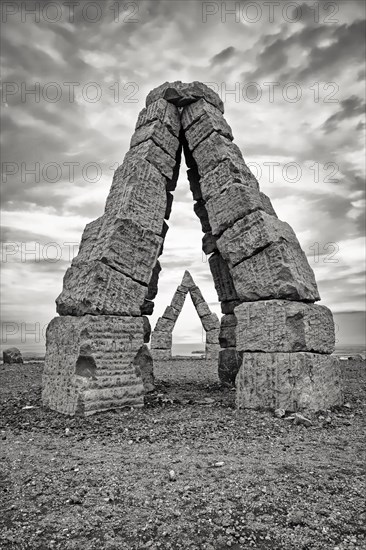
42, 316, 145, 416
235, 300, 335, 354
236, 352, 343, 412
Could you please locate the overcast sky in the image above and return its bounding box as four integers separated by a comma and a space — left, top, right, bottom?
1, 0, 365, 354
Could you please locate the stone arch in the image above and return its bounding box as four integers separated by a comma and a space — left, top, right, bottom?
150, 270, 220, 361
43, 81, 342, 415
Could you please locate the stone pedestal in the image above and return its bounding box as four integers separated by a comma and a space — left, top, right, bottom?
42, 316, 145, 416
236, 352, 343, 412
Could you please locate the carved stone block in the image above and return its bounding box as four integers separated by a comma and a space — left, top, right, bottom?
236, 352, 343, 412
235, 301, 335, 353
42, 315, 145, 416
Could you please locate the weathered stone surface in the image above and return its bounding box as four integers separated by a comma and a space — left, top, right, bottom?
124, 140, 176, 180
110, 157, 164, 192
187, 166, 202, 200
219, 314, 237, 348
146, 81, 224, 113
219, 324, 237, 348
221, 314, 237, 327
141, 300, 154, 315
146, 261, 161, 301
132, 345, 155, 392
142, 317, 151, 343
154, 316, 175, 332
194, 201, 211, 233
137, 99, 180, 137
184, 105, 233, 150
42, 315, 145, 416
181, 98, 226, 130
189, 285, 205, 306
3, 347, 23, 364
150, 331, 172, 350
205, 184, 263, 236
218, 348, 243, 385
206, 329, 220, 344
162, 305, 180, 321
202, 232, 217, 255
260, 192, 278, 218
136, 98, 181, 137
235, 301, 335, 353
193, 133, 244, 177
200, 159, 259, 202
201, 313, 220, 332
56, 261, 147, 317
231, 241, 320, 302
181, 270, 195, 289
151, 349, 171, 361
182, 133, 196, 169
205, 343, 220, 359
177, 284, 190, 295
196, 301, 211, 318
170, 290, 187, 311
166, 143, 182, 191
209, 253, 238, 302
236, 352, 343, 412
74, 218, 162, 286
221, 300, 241, 314
131, 120, 180, 159
105, 163, 166, 235
217, 210, 297, 267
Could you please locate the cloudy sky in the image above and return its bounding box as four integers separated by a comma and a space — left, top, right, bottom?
1, 0, 365, 354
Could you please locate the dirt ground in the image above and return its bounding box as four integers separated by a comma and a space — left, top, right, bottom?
1, 358, 365, 550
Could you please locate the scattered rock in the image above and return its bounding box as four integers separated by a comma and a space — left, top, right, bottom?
293, 413, 313, 427
3, 347, 23, 364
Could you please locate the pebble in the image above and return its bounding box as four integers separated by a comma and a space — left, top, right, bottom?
293, 413, 312, 427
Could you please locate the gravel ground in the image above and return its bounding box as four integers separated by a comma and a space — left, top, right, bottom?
0, 358, 365, 550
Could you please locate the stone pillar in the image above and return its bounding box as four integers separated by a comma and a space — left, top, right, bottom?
44, 95, 182, 415
179, 86, 341, 412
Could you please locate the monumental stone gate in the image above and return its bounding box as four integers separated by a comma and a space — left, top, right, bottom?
42, 81, 343, 416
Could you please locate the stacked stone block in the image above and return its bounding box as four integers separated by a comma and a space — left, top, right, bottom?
151, 270, 220, 360
44, 94, 183, 415
44, 80, 342, 415
178, 86, 341, 412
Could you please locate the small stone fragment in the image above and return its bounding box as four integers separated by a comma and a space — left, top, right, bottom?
3, 347, 23, 364
293, 413, 312, 427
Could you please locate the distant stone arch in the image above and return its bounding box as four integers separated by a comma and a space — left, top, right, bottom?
150, 270, 220, 361
43, 81, 342, 416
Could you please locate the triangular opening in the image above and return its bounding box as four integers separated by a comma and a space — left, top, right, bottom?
151, 271, 220, 361
172, 296, 205, 357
